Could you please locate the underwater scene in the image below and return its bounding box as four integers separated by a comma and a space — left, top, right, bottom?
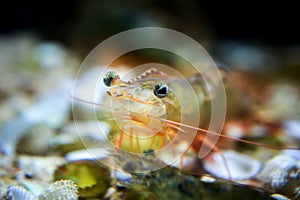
0, 1, 299, 200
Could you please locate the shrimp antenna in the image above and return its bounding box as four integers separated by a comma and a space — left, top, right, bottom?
69, 92, 300, 151
160, 118, 300, 150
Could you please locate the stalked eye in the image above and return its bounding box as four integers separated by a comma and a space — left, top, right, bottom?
154, 82, 168, 98
103, 71, 119, 87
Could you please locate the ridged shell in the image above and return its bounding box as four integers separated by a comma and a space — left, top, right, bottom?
38, 180, 78, 200
6, 185, 37, 200
257, 155, 298, 189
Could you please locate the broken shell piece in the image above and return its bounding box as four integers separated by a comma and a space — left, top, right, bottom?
6, 185, 36, 200
16, 124, 54, 155
203, 150, 261, 180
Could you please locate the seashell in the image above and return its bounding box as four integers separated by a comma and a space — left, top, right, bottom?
65, 148, 110, 162
16, 124, 54, 155
200, 175, 216, 183
270, 193, 291, 200
203, 150, 262, 180
54, 161, 110, 198
257, 155, 298, 190
6, 185, 36, 200
112, 170, 132, 182
0, 117, 33, 156
282, 149, 300, 161
284, 120, 300, 140
103, 187, 119, 200
4, 180, 78, 200
38, 180, 78, 200
17, 155, 66, 182
65, 148, 132, 182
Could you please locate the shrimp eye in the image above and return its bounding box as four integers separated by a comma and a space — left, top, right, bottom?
103, 71, 119, 87
154, 82, 168, 98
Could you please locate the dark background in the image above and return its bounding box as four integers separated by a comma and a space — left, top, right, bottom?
2, 0, 299, 51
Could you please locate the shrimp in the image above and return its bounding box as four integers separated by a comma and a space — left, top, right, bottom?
102, 68, 209, 153
101, 68, 233, 179
75, 68, 300, 180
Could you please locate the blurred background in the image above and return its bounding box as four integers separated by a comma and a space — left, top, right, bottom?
1, 0, 299, 69
1, 0, 299, 135
2, 0, 300, 75
2, 1, 300, 50
0, 1, 300, 199
3, 0, 300, 44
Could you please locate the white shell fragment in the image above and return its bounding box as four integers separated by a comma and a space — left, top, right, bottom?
270, 193, 291, 200
203, 150, 262, 180
284, 120, 300, 139
257, 154, 298, 189
6, 185, 36, 200
111, 170, 132, 182
17, 156, 66, 182
65, 148, 110, 162
282, 149, 300, 161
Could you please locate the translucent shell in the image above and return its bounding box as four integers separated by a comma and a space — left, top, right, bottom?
38, 180, 78, 200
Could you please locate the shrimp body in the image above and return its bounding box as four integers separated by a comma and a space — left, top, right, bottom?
103, 68, 216, 156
